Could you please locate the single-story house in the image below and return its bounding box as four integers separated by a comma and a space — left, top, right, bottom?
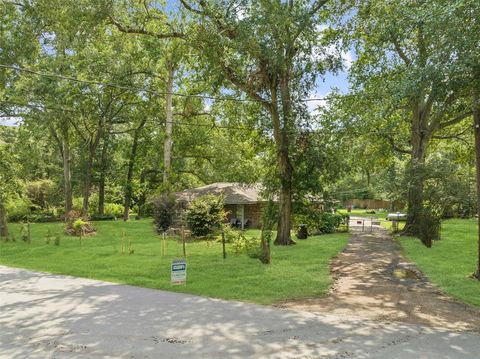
175, 182, 266, 229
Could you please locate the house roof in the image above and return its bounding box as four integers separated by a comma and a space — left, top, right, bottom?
176, 182, 265, 205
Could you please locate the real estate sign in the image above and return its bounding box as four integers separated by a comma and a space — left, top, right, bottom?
171, 258, 187, 285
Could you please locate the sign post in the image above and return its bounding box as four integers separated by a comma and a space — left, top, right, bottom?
171, 258, 187, 285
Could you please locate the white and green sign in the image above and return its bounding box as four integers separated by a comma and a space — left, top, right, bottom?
171, 258, 187, 285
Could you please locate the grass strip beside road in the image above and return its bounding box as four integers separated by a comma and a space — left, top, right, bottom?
398, 218, 480, 307
0, 219, 349, 304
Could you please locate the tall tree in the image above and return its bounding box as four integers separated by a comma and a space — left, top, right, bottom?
110, 0, 338, 244
346, 0, 472, 236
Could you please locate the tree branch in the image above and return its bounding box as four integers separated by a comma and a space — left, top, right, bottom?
438, 111, 473, 130
109, 16, 185, 39
179, 0, 204, 15
292, 0, 329, 43
391, 36, 412, 66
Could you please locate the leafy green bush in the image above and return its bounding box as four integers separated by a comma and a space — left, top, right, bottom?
64, 210, 96, 236
293, 209, 344, 235
317, 213, 344, 234
230, 231, 260, 254
6, 197, 32, 222
25, 179, 55, 209
103, 203, 124, 217
185, 195, 226, 236
26, 211, 58, 222
71, 197, 124, 218
221, 226, 240, 243
6, 197, 59, 222
417, 208, 441, 248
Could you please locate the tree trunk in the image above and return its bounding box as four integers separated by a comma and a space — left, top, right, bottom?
163, 62, 175, 184
273, 73, 295, 245
82, 147, 95, 218
473, 85, 480, 278
62, 125, 73, 214
137, 171, 147, 217
0, 199, 8, 238
123, 119, 147, 221
98, 139, 109, 216
404, 104, 429, 236
275, 141, 294, 245
98, 174, 105, 216
81, 117, 105, 218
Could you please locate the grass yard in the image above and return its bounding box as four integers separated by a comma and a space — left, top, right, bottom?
338, 209, 390, 220
338, 209, 406, 232
399, 218, 480, 307
0, 219, 348, 304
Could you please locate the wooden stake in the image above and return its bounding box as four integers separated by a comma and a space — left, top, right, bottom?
162, 231, 166, 256
222, 229, 226, 259
27, 222, 31, 244
473, 85, 480, 278
182, 226, 186, 258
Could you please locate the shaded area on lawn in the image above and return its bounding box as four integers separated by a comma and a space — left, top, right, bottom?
399, 218, 480, 307
0, 219, 348, 304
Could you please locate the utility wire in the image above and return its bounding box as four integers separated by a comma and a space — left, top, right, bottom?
0, 64, 332, 103
0, 99, 271, 132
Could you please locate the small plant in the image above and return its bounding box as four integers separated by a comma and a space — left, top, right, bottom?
120, 230, 126, 254
128, 238, 134, 254
258, 200, 276, 264
64, 210, 96, 237
231, 232, 260, 255
417, 208, 441, 248
45, 228, 54, 244
54, 236, 60, 246
20, 222, 31, 244
73, 219, 88, 246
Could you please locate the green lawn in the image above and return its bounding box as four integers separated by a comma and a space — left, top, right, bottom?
0, 219, 348, 304
338, 209, 390, 220
399, 218, 480, 307
338, 209, 405, 231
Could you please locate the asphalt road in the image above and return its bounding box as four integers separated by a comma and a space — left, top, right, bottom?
1, 265, 480, 358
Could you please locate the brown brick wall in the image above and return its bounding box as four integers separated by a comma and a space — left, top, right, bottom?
244, 203, 263, 228
223, 203, 263, 228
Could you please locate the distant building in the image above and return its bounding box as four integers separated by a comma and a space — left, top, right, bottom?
176, 182, 328, 229
176, 182, 265, 229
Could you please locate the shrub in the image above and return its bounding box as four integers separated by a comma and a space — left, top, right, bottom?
293, 210, 344, 235
317, 213, 344, 234
417, 209, 441, 248
64, 210, 96, 236
6, 197, 32, 222
153, 194, 177, 233
222, 225, 240, 243
185, 195, 226, 236
72, 196, 125, 218
103, 203, 124, 217
25, 179, 55, 209
26, 211, 58, 223
231, 231, 260, 254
